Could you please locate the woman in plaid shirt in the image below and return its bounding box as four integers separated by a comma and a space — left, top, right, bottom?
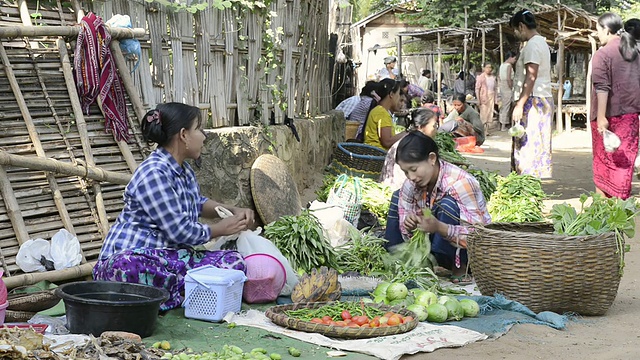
94, 102, 255, 310
391, 132, 491, 283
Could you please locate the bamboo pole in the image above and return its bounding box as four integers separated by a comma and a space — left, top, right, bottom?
499, 24, 504, 64
556, 10, 565, 133
0, 26, 145, 39
3, 262, 96, 289
586, 35, 597, 123
71, 0, 84, 23
109, 40, 147, 124
0, 42, 76, 238
437, 32, 442, 108
0, 151, 131, 185
0, 166, 30, 246
481, 29, 486, 66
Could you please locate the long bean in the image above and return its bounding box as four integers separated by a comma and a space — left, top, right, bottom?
285, 301, 386, 321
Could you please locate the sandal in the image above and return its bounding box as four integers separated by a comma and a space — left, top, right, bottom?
450, 274, 474, 285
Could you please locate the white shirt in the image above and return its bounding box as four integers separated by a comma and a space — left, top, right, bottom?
498, 62, 513, 94
513, 35, 552, 99
378, 67, 399, 80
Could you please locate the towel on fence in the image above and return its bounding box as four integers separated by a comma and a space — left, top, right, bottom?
74, 12, 129, 141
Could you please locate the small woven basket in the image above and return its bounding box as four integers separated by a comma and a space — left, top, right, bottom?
265, 301, 417, 339
467, 222, 622, 315
7, 289, 60, 312
330, 143, 386, 179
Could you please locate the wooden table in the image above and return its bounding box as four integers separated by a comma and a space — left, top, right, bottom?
561, 103, 587, 131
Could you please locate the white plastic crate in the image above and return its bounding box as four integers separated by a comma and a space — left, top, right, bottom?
183, 265, 247, 322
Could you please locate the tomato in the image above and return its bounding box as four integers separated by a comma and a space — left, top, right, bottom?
379, 316, 389, 325
344, 318, 352, 324
322, 316, 332, 324
347, 322, 360, 328
335, 321, 348, 327
310, 318, 323, 324
352, 316, 368, 326
369, 318, 380, 327
384, 312, 395, 318
341, 310, 352, 321
329, 321, 338, 326
387, 315, 402, 326
402, 316, 414, 324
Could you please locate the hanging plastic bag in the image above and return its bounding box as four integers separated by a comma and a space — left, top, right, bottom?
106, 14, 141, 72
603, 130, 621, 153
50, 229, 82, 270
308, 201, 354, 247
326, 174, 362, 227
16, 239, 52, 273
236, 228, 299, 296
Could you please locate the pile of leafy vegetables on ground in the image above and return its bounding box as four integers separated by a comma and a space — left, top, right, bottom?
467, 168, 502, 201
334, 228, 388, 276
315, 174, 392, 225
487, 172, 546, 222
434, 132, 469, 165
550, 193, 638, 274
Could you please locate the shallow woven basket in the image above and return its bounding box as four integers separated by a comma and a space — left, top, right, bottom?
467, 222, 622, 316
7, 289, 60, 312
5, 310, 37, 322
265, 301, 418, 339
331, 143, 386, 179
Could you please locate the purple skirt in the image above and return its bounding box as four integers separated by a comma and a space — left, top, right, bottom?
93, 248, 245, 310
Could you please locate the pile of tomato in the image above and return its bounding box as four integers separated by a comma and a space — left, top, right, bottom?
309, 310, 413, 328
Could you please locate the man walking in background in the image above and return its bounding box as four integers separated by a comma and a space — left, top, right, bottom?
498, 51, 517, 131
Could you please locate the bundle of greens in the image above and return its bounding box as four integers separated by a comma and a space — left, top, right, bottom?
467, 169, 502, 201
263, 211, 339, 274
487, 172, 546, 222
550, 193, 638, 274
360, 178, 393, 225
334, 228, 388, 275
434, 132, 469, 165
315, 174, 337, 202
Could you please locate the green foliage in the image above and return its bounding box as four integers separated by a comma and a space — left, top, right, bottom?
143, 0, 273, 13
487, 172, 546, 222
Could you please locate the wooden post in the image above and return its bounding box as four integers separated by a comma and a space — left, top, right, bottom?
397, 35, 403, 77
499, 24, 504, 64
481, 29, 486, 66
3, 262, 97, 289
109, 40, 147, 123
556, 10, 565, 133
71, 0, 85, 23
0, 26, 145, 39
437, 32, 442, 107
586, 35, 597, 123
0, 166, 30, 246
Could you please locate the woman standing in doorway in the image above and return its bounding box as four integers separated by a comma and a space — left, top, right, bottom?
590, 13, 640, 199
510, 10, 553, 179
475, 63, 497, 135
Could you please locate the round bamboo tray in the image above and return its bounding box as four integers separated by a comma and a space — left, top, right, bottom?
265, 301, 418, 339
467, 222, 622, 315
5, 310, 37, 323
8, 289, 60, 312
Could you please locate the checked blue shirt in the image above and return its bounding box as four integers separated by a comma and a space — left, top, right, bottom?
99, 147, 211, 260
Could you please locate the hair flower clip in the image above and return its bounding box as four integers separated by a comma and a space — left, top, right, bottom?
146, 110, 161, 125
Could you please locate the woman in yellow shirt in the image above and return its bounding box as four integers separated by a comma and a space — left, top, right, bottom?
364, 79, 407, 150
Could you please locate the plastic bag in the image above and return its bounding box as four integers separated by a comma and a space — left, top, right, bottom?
508, 123, 526, 138
29, 314, 69, 335
16, 239, 52, 273
106, 14, 141, 72
327, 175, 362, 226
236, 228, 299, 296
603, 130, 621, 153
308, 201, 354, 248
50, 229, 82, 270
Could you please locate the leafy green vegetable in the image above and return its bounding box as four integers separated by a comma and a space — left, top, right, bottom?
335, 228, 388, 275
435, 132, 469, 166
550, 193, 639, 274
487, 172, 546, 222
468, 168, 502, 201
263, 211, 339, 274
389, 229, 435, 271
315, 174, 337, 202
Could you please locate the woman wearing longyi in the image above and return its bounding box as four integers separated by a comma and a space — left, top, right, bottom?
93, 102, 255, 310
393, 132, 491, 284
590, 13, 640, 199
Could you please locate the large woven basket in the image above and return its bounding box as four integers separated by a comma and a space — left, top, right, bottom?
265, 301, 418, 339
330, 143, 386, 179
467, 222, 622, 315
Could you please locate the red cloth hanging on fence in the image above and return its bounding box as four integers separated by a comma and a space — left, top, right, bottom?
74, 12, 129, 141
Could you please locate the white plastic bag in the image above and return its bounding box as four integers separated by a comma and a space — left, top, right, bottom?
50, 229, 82, 270
603, 130, 621, 153
16, 239, 52, 273
308, 201, 354, 248
236, 229, 299, 296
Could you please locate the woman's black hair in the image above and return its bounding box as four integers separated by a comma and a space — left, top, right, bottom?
457, 71, 465, 80
599, 12, 638, 62
452, 93, 467, 103
411, 108, 437, 128
510, 9, 537, 30
141, 102, 201, 147
395, 131, 439, 164
421, 92, 435, 104
360, 80, 379, 97
625, 18, 640, 41
377, 78, 402, 99
505, 50, 517, 60
422, 69, 431, 77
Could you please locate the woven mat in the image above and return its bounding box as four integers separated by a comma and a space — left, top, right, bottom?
250, 154, 302, 225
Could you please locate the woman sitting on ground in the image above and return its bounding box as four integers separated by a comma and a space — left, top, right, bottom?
392, 132, 491, 283
364, 78, 407, 150
94, 102, 255, 310
440, 93, 485, 145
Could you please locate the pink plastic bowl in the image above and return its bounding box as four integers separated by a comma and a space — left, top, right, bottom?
0, 271, 6, 304
0, 301, 8, 326
242, 254, 287, 304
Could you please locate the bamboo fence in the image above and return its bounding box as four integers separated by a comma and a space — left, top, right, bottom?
0, 0, 332, 287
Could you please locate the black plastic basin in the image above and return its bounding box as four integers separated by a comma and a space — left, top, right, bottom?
55, 281, 169, 337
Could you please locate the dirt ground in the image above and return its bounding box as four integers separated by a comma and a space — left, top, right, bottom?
410, 128, 640, 360
301, 126, 640, 359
